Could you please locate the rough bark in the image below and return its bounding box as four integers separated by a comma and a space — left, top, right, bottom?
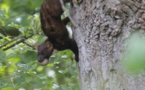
70, 0, 145, 90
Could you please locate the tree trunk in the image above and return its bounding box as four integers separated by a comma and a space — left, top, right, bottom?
70, 0, 145, 90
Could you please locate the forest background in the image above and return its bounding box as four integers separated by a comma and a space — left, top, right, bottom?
0, 0, 79, 90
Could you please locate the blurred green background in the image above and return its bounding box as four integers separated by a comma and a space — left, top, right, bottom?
122, 32, 145, 74
0, 0, 79, 90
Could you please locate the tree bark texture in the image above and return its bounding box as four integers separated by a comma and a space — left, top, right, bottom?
70, 0, 145, 90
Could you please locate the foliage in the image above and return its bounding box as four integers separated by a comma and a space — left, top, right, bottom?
0, 0, 79, 90
122, 32, 145, 74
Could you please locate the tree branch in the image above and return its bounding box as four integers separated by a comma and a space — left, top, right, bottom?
1, 34, 35, 51
0, 36, 22, 48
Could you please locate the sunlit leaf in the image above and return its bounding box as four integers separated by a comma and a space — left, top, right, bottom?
36, 66, 44, 72
7, 57, 20, 64
1, 4, 9, 13
2, 87, 14, 90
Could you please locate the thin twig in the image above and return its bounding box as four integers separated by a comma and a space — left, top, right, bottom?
23, 41, 35, 49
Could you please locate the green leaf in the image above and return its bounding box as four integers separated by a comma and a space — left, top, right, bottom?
21, 50, 37, 63
0, 50, 6, 62
2, 87, 14, 90
25, 76, 32, 83
7, 57, 20, 64
37, 35, 47, 44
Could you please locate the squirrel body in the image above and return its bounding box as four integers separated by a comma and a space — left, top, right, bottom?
38, 0, 79, 64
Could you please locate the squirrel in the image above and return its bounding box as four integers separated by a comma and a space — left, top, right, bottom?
37, 0, 79, 65
37, 39, 53, 63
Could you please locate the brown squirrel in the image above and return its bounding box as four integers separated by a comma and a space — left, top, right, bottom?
37, 0, 79, 65
37, 39, 53, 63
